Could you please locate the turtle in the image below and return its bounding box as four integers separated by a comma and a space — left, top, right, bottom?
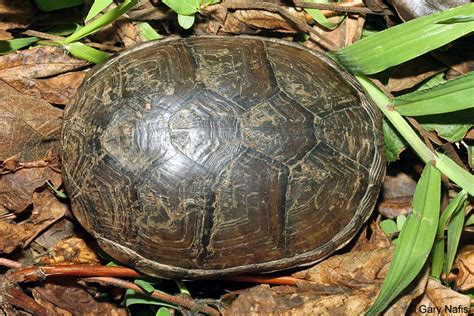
61, 36, 385, 279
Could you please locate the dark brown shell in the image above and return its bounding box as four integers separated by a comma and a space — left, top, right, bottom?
62, 36, 385, 279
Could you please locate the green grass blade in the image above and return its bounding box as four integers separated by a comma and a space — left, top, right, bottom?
85, 0, 113, 22
34, 0, 83, 11
139, 22, 161, 41
366, 164, 440, 315
431, 190, 467, 279
65, 42, 110, 63
445, 199, 467, 278
175, 281, 191, 296
394, 72, 474, 116
177, 14, 195, 29
356, 75, 474, 196
334, 4, 474, 74
63, 0, 138, 44
0, 37, 39, 55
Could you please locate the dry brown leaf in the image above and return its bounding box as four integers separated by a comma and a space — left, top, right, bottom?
451, 245, 474, 291
413, 278, 470, 315
37, 237, 100, 265
353, 221, 392, 251
32, 218, 76, 251
0, 80, 62, 161
0, 0, 36, 32
0, 46, 88, 80
32, 282, 127, 316
115, 19, 141, 47
0, 190, 66, 253
3, 71, 86, 106
387, 55, 446, 93
293, 247, 393, 287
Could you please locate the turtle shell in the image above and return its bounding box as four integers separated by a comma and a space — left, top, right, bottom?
62, 36, 385, 279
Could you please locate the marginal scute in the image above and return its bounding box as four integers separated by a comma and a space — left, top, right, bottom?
61, 36, 385, 279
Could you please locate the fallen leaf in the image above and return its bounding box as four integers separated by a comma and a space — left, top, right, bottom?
3, 71, 86, 106
0, 80, 62, 161
32, 282, 127, 316
114, 18, 141, 47
0, 190, 67, 253
37, 237, 100, 265
0, 46, 88, 80
0, 0, 36, 32
413, 278, 470, 315
353, 222, 393, 251
451, 245, 474, 291
32, 218, 76, 251
390, 0, 471, 21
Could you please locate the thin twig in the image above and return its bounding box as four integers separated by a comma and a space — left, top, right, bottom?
3, 287, 55, 316
223, 1, 338, 51
84, 277, 221, 316
22, 30, 65, 42
292, 1, 394, 15
0, 258, 21, 269
223, 274, 304, 286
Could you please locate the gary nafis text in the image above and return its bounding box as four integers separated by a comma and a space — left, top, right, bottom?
418, 304, 468, 313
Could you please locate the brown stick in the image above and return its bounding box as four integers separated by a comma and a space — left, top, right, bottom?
293, 1, 394, 15
223, 274, 303, 286
3, 286, 55, 316
85, 277, 221, 316
0, 258, 22, 269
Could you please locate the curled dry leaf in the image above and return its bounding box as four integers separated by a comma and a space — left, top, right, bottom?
32, 219, 77, 251
114, 18, 142, 48
353, 221, 393, 251
37, 237, 100, 266
451, 245, 474, 292
0, 46, 88, 80
0, 80, 62, 161
0, 190, 67, 253
32, 282, 128, 316
226, 248, 428, 315
390, 0, 472, 21
4, 71, 87, 106
414, 278, 470, 315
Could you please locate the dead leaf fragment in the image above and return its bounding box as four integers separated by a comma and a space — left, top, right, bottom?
0, 190, 67, 253
3, 71, 86, 106
32, 282, 127, 316
38, 237, 100, 265
414, 278, 470, 315
0, 80, 62, 161
0, 46, 88, 80
451, 245, 474, 291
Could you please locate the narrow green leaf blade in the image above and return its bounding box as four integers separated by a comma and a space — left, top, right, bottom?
139, 22, 161, 41
134, 279, 155, 293
63, 0, 138, 44
65, 42, 110, 64
156, 307, 172, 316
445, 199, 466, 277
124, 289, 175, 308
34, 0, 83, 11
85, 0, 113, 22
383, 118, 408, 162
366, 164, 440, 315
430, 238, 445, 280
0, 37, 38, 55
334, 4, 474, 74
394, 72, 474, 116
163, 0, 199, 15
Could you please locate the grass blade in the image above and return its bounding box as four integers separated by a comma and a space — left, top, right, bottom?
0, 37, 38, 55
85, 0, 113, 22
162, 0, 199, 15
334, 4, 474, 74
65, 42, 110, 63
356, 75, 474, 196
34, 0, 83, 11
445, 199, 466, 278
63, 0, 138, 44
139, 22, 161, 41
177, 14, 195, 29
366, 164, 440, 315
430, 190, 468, 279
394, 72, 474, 116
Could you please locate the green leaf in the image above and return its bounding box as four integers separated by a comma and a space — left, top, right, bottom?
356, 75, 474, 196
394, 72, 474, 116
304, 0, 344, 30
156, 307, 172, 316
334, 4, 474, 74
380, 219, 398, 235
468, 145, 474, 169
177, 14, 195, 29
63, 0, 138, 44
419, 115, 472, 142
466, 213, 474, 226
431, 190, 467, 279
396, 215, 407, 231
47, 24, 82, 36
34, 0, 83, 11
383, 118, 407, 162
175, 281, 191, 296
124, 289, 175, 309
163, 0, 200, 15
139, 22, 161, 41
445, 197, 466, 278
415, 72, 446, 91
85, 0, 113, 22
65, 42, 110, 64
366, 164, 440, 315
46, 180, 68, 199
0, 37, 39, 55
135, 279, 155, 293
437, 14, 474, 24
